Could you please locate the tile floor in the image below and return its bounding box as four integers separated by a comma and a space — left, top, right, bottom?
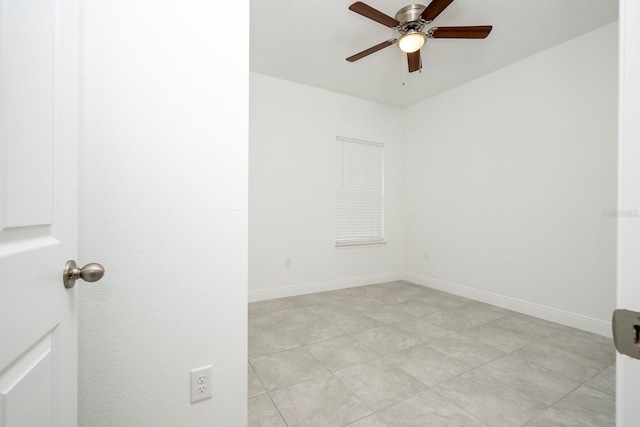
247, 281, 615, 427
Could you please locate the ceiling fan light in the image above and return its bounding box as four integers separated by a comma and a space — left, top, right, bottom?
398, 31, 426, 53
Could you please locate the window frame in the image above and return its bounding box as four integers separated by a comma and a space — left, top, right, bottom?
335, 136, 385, 247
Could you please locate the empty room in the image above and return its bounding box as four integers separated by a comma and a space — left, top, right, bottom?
248, 0, 624, 426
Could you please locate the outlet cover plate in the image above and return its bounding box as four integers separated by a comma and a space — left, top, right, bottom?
190, 365, 213, 403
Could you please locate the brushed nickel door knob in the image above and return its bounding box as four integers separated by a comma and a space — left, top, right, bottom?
63, 260, 105, 289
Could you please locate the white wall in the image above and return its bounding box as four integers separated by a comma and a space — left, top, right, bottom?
249, 73, 404, 300
403, 23, 618, 333
78, 1, 248, 425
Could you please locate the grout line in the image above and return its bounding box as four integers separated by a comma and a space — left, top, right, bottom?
429, 389, 493, 427
247, 362, 269, 399
261, 370, 331, 395
469, 350, 582, 409
330, 370, 377, 415
265, 391, 290, 427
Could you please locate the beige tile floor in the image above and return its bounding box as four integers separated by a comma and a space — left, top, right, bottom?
248, 281, 615, 427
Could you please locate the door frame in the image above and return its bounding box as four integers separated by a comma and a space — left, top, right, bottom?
616, 0, 640, 424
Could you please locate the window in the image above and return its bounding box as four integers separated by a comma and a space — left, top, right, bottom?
336, 136, 384, 245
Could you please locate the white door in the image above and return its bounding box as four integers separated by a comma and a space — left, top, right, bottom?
0, 0, 79, 426
617, 0, 640, 425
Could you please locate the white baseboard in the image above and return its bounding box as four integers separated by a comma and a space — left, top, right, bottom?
247, 271, 612, 337
404, 272, 612, 338
248, 272, 404, 303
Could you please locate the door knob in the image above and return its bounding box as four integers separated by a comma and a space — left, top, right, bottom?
63, 260, 105, 289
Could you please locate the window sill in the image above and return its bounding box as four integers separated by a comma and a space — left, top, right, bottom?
335, 241, 387, 248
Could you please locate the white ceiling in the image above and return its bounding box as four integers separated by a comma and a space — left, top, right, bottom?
250, 0, 618, 108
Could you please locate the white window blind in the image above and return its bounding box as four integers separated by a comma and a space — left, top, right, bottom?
336, 136, 384, 245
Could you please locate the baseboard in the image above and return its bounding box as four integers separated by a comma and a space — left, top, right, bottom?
248, 272, 404, 303
404, 272, 612, 338
247, 271, 612, 337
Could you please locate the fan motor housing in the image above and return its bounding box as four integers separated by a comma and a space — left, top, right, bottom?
395, 4, 427, 23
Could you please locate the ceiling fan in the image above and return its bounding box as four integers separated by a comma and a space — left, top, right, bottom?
346, 0, 493, 73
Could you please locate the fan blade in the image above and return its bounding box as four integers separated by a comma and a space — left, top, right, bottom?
407, 50, 421, 73
429, 26, 493, 39
346, 39, 396, 62
349, 2, 400, 28
420, 0, 455, 22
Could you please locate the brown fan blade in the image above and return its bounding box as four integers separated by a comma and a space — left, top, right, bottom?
407, 50, 421, 73
349, 2, 400, 28
429, 26, 493, 39
420, 0, 455, 22
346, 39, 396, 62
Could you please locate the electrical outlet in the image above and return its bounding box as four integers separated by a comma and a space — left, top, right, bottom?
190, 365, 213, 403
424, 252, 429, 261
285, 258, 291, 268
